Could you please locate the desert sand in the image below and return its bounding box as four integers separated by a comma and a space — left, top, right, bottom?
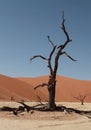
0, 74, 91, 130
0, 74, 91, 102
0, 102, 91, 130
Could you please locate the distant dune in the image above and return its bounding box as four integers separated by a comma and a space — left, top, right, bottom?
0, 74, 91, 102
0, 74, 46, 101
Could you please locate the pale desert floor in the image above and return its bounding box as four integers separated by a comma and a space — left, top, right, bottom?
0, 102, 91, 130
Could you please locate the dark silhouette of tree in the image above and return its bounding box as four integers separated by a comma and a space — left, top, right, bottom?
30, 12, 76, 110
73, 93, 87, 105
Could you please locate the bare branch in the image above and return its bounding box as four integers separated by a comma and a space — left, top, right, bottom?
83, 95, 87, 100
30, 55, 48, 63
36, 95, 43, 104
46, 35, 57, 74
57, 12, 72, 49
47, 35, 55, 48
62, 14, 70, 40
49, 46, 57, 60
73, 96, 80, 100
62, 51, 76, 61
34, 83, 48, 89
48, 45, 57, 74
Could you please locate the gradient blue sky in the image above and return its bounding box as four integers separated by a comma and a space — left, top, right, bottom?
0, 0, 91, 80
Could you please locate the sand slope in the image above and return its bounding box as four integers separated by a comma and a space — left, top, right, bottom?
18, 75, 91, 102
0, 74, 91, 102
0, 74, 46, 101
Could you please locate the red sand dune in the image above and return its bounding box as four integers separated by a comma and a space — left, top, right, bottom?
18, 75, 91, 102
0, 74, 46, 101
0, 74, 91, 102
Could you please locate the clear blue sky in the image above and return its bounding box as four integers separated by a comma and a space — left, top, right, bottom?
0, 0, 91, 80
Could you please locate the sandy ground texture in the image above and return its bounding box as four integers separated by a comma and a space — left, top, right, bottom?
0, 102, 91, 130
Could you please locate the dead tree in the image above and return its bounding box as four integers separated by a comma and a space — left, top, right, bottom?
36, 95, 43, 105
30, 12, 76, 110
73, 93, 87, 105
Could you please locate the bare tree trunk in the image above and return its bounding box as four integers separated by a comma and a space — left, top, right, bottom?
81, 101, 84, 105
47, 75, 56, 110
48, 84, 56, 110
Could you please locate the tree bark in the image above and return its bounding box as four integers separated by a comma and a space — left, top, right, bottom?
48, 85, 56, 110
47, 75, 56, 110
